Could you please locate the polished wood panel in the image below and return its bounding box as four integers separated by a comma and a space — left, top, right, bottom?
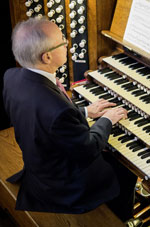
102, 0, 150, 60
87, 1, 97, 70
96, 0, 117, 58
110, 0, 133, 38
9, 0, 27, 28
101, 0, 132, 54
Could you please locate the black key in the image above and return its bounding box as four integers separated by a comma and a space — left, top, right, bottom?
136, 67, 150, 76
124, 105, 130, 111
145, 100, 150, 104
90, 87, 103, 93
105, 73, 122, 80
141, 153, 150, 159
127, 140, 144, 150
121, 82, 133, 89
129, 144, 142, 150
139, 94, 150, 100
114, 78, 129, 85
119, 57, 137, 65
121, 137, 134, 143
128, 112, 140, 118
90, 88, 104, 94
135, 119, 149, 125
135, 119, 150, 127
99, 94, 113, 99
114, 130, 125, 137
129, 62, 144, 69
138, 121, 150, 127
83, 83, 97, 89
108, 98, 118, 103
111, 127, 124, 136
126, 86, 138, 92
138, 149, 150, 156
118, 57, 130, 63
118, 135, 128, 141
132, 90, 146, 97
127, 110, 137, 117
98, 68, 112, 74
131, 89, 142, 95
129, 114, 142, 121
115, 101, 123, 107
112, 53, 127, 60
94, 90, 106, 96
143, 125, 150, 130
126, 141, 138, 147
132, 146, 145, 152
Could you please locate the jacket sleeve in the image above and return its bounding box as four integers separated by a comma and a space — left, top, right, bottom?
50, 107, 112, 160
78, 106, 86, 116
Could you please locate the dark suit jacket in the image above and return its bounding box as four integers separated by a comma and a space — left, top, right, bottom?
3, 68, 120, 213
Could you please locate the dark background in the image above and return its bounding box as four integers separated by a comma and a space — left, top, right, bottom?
0, 1, 16, 130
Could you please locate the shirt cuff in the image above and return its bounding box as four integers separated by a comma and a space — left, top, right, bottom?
84, 107, 88, 118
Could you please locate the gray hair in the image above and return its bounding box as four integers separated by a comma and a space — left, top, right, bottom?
12, 17, 54, 68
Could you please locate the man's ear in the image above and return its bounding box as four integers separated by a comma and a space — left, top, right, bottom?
41, 52, 52, 64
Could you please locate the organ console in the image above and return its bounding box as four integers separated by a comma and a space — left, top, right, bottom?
9, 1, 150, 192
72, 0, 150, 195
1, 0, 150, 225
8, 0, 150, 193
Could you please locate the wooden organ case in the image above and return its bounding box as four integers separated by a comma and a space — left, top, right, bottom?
1, 0, 149, 225
73, 0, 150, 193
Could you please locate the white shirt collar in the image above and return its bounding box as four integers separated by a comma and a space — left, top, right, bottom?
28, 68, 56, 85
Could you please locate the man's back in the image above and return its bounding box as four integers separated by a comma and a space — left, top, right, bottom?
3, 67, 119, 213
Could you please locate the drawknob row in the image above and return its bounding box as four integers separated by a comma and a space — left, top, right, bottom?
69, 6, 85, 18
48, 5, 63, 15
25, 0, 40, 7
26, 3, 42, 17
47, 1, 68, 84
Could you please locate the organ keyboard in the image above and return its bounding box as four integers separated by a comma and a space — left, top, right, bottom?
72, 91, 150, 181
74, 81, 150, 146
72, 54, 150, 183
88, 67, 150, 115
72, 0, 150, 191
103, 53, 150, 89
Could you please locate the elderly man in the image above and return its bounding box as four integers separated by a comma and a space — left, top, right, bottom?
3, 17, 136, 221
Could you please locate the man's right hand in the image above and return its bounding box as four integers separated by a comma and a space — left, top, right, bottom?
102, 107, 128, 125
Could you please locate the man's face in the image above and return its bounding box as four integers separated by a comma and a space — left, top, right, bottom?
46, 23, 68, 68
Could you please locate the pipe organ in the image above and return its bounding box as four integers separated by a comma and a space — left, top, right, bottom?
6, 0, 150, 224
